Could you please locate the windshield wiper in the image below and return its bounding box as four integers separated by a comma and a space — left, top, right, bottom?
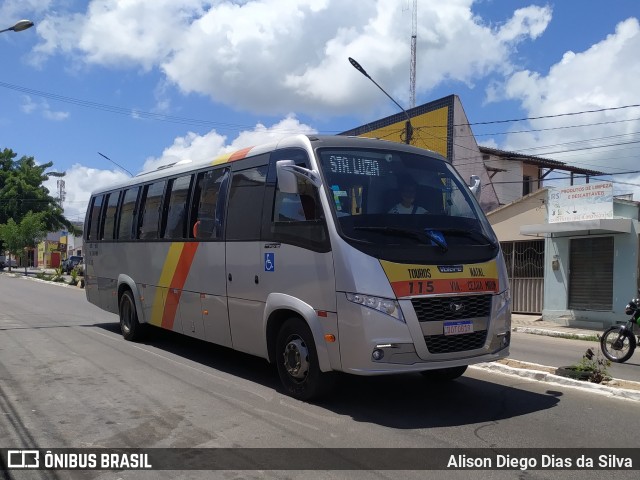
435, 228, 498, 248
354, 226, 448, 252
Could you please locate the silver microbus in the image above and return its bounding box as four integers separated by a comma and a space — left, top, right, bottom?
84, 135, 511, 400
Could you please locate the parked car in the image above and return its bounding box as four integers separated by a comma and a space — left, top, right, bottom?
61, 255, 83, 274
0, 256, 18, 269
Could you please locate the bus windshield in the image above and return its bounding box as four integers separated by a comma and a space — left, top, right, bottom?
316, 148, 499, 263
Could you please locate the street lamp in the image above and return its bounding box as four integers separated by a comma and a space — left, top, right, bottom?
0, 19, 34, 33
348, 57, 413, 144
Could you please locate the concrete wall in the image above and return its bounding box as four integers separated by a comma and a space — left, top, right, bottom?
484, 156, 523, 206
451, 99, 500, 212
542, 200, 640, 328
487, 189, 548, 242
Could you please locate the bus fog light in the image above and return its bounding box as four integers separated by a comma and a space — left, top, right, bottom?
372, 349, 384, 361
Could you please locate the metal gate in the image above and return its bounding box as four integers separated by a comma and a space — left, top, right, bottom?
501, 240, 544, 314
568, 236, 613, 310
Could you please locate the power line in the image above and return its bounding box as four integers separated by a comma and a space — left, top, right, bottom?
3, 79, 639, 181
471, 117, 640, 138
0, 81, 257, 131
3, 79, 640, 134
464, 103, 640, 127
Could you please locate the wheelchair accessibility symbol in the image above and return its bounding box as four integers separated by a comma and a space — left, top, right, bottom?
264, 253, 275, 272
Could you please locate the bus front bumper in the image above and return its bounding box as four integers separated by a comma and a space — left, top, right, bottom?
335, 293, 510, 375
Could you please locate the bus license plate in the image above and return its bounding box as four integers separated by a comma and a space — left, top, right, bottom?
444, 320, 473, 336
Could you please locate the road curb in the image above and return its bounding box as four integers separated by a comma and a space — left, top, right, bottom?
471, 361, 640, 403
8, 272, 77, 288
512, 326, 599, 340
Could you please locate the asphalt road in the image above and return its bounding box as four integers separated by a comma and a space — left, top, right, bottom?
0, 274, 638, 480
509, 332, 640, 383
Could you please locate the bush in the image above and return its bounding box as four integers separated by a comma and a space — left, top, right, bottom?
37, 272, 53, 281
573, 348, 611, 383
51, 266, 64, 283
69, 268, 79, 286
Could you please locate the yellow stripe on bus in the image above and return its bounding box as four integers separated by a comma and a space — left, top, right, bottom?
149, 243, 185, 326
380, 260, 499, 298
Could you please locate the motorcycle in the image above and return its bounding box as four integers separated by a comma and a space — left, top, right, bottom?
600, 290, 640, 363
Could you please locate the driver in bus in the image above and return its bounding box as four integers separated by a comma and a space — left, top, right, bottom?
388, 180, 428, 214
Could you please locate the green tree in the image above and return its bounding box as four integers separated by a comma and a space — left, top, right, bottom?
0, 211, 48, 272
0, 148, 79, 252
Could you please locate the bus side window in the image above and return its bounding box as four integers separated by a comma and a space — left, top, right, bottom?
226, 165, 268, 241
101, 191, 120, 241
273, 183, 321, 222
163, 174, 193, 240
87, 194, 104, 241
263, 155, 329, 252
138, 181, 166, 240
191, 168, 228, 240
117, 187, 140, 240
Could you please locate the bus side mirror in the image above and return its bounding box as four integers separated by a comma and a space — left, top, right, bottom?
469, 175, 481, 200
276, 160, 321, 193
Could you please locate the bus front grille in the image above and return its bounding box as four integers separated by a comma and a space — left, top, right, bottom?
411, 295, 492, 322
424, 330, 488, 354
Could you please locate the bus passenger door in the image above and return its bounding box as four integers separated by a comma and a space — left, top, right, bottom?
224, 160, 270, 357
184, 168, 232, 347
260, 150, 336, 316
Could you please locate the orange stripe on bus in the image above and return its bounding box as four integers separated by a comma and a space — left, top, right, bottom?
390, 277, 499, 298
160, 242, 200, 330
228, 147, 253, 162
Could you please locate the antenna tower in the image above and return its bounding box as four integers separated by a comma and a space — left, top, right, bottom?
57, 179, 66, 207
409, 0, 417, 109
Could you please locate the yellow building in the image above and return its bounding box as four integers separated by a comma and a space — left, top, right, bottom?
340, 95, 499, 210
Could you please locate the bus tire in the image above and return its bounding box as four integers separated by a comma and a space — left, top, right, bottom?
420, 365, 467, 382
119, 290, 145, 342
276, 317, 333, 401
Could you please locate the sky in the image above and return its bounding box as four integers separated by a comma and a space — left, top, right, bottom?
1, 0, 640, 224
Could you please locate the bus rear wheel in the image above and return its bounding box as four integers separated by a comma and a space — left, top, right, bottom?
420, 365, 467, 382
275, 318, 333, 401
119, 290, 145, 341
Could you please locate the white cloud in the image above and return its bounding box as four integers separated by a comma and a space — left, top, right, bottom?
496, 5, 552, 42
491, 17, 640, 200
142, 115, 316, 171
0, 0, 51, 24
20, 95, 69, 120
21, 95, 38, 114
31, 0, 552, 116
43, 109, 69, 121
33, 1, 203, 69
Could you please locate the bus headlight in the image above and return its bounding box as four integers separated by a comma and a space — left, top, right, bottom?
346, 293, 405, 323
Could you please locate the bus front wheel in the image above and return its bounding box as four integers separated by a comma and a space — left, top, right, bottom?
275, 318, 333, 401
119, 290, 145, 341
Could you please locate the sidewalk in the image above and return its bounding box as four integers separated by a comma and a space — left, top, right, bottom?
511, 313, 602, 339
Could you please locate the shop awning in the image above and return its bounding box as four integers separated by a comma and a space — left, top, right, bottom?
520, 218, 633, 237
